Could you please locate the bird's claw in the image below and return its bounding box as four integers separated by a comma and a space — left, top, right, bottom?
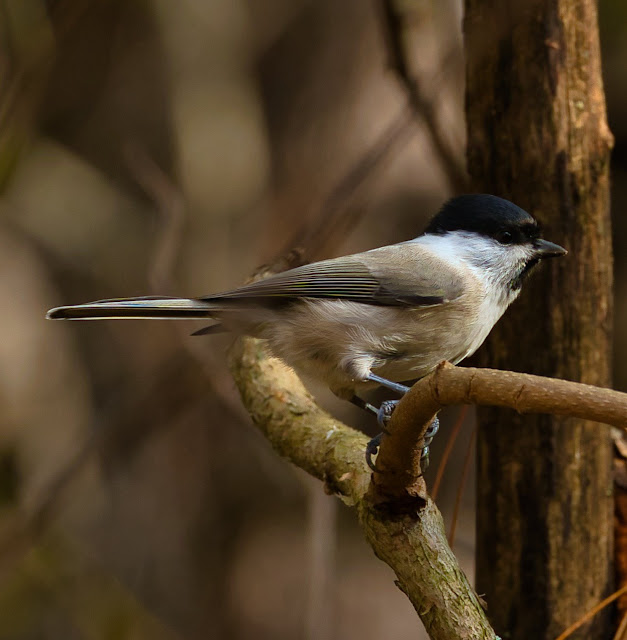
376, 399, 399, 427
365, 408, 440, 473
366, 433, 383, 471
423, 416, 440, 448
419, 417, 440, 472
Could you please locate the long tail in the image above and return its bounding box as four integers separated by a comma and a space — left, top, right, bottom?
47, 296, 218, 320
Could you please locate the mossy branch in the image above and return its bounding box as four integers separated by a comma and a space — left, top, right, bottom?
229, 337, 496, 639
229, 337, 627, 639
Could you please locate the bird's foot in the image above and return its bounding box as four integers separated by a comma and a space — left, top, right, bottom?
365, 433, 383, 471
353, 380, 438, 472
376, 399, 399, 426
366, 415, 440, 473
419, 416, 440, 472
349, 395, 399, 426
364, 399, 403, 471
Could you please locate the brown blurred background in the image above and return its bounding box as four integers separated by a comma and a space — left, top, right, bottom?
0, 1, 623, 638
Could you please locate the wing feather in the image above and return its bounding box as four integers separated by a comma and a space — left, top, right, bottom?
203, 245, 464, 307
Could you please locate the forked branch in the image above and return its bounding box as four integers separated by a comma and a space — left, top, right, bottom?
229, 339, 626, 640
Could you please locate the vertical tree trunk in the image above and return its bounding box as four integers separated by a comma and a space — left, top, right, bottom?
464, 2, 614, 639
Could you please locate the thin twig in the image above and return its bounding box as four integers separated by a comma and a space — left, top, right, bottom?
303, 475, 337, 640
229, 331, 627, 638
379, 0, 468, 193
555, 584, 627, 640
278, 4, 466, 266
614, 611, 627, 640
448, 425, 476, 548
281, 107, 415, 260
123, 143, 185, 293
431, 405, 468, 501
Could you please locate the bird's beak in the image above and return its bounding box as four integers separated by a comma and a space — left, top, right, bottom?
533, 239, 567, 259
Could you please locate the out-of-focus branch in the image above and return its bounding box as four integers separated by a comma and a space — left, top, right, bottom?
379, 0, 468, 193
125, 145, 248, 421
124, 143, 185, 293
303, 475, 337, 640
282, 3, 467, 263
615, 434, 627, 615
282, 107, 415, 260
0, 352, 209, 581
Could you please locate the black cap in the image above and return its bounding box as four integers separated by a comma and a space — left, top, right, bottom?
425, 194, 540, 245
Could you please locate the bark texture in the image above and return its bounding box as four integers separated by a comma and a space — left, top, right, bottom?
465, 1, 614, 638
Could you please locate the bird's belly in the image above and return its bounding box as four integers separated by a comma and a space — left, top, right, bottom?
366, 299, 508, 383
369, 339, 471, 383
258, 295, 506, 396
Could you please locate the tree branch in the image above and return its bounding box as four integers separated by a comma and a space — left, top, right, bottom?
371, 361, 627, 503
228, 335, 370, 504
228, 336, 496, 639
229, 336, 627, 639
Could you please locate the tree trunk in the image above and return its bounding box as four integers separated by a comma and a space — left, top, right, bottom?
464, 1, 614, 639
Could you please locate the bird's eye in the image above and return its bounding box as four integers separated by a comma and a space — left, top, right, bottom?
497, 231, 514, 244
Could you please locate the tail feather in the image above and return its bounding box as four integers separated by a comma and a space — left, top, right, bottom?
46, 296, 218, 320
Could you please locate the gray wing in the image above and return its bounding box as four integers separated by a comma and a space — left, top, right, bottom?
203, 244, 464, 307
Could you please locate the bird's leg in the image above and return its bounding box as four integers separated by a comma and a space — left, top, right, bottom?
349, 395, 378, 416
348, 393, 404, 427
376, 399, 399, 426
363, 415, 439, 472
360, 374, 411, 471
366, 372, 409, 436
349, 395, 391, 472
365, 372, 410, 395
356, 374, 438, 472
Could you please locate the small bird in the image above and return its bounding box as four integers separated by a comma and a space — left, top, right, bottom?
48, 194, 566, 468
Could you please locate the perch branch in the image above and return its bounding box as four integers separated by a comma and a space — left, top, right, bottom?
229, 337, 627, 639
371, 361, 627, 502
228, 336, 497, 640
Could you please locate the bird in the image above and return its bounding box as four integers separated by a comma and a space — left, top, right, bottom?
47, 194, 566, 469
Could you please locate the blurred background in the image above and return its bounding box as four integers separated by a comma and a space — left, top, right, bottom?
0, 1, 624, 638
